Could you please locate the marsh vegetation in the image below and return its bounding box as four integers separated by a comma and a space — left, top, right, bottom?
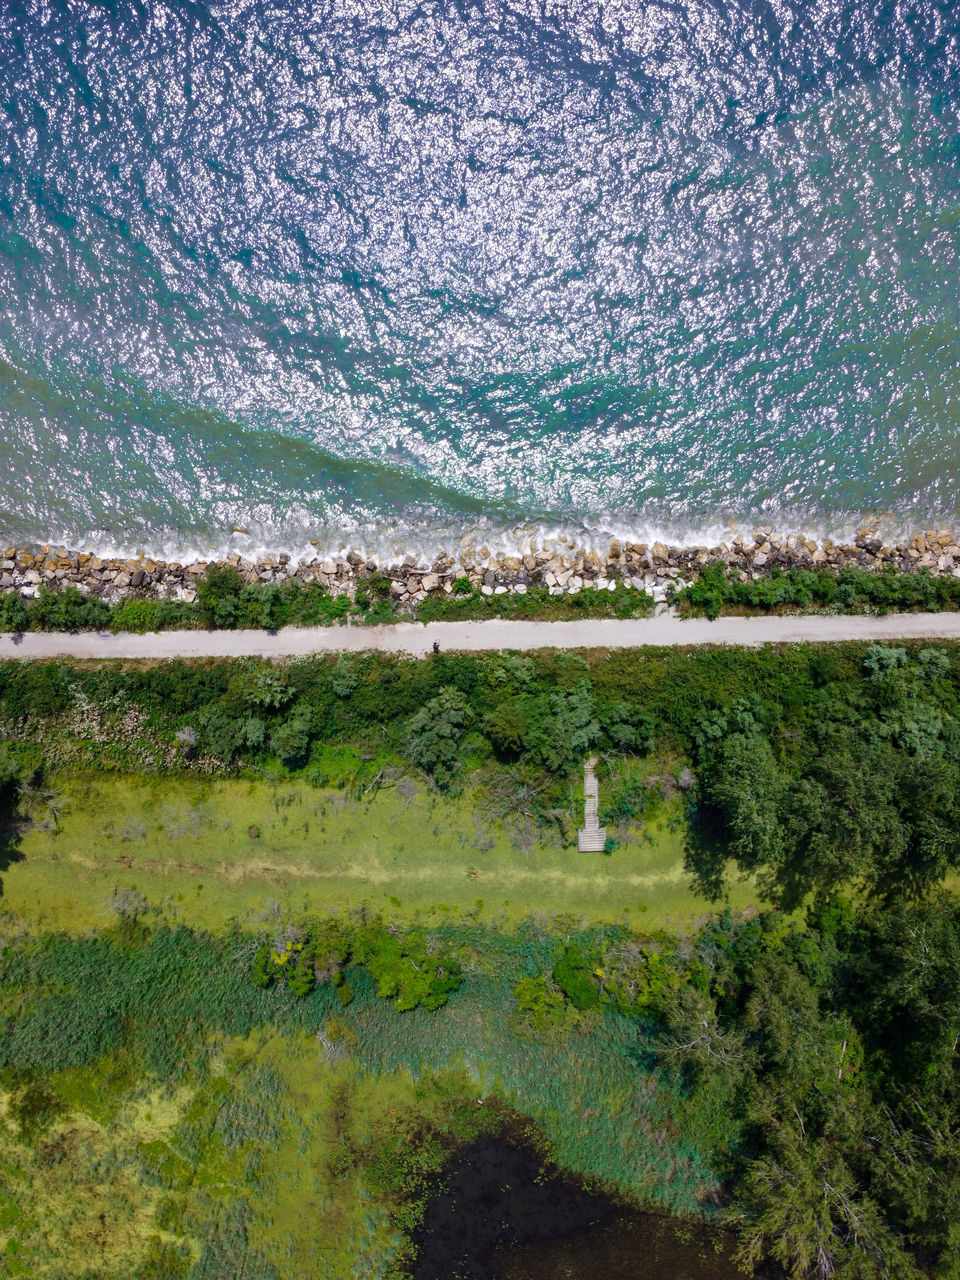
4, 641, 960, 1277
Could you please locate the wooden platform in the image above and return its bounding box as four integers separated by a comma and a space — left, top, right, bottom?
578, 756, 607, 852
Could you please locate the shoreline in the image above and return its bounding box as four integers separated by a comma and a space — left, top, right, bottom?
10, 507, 953, 573
3, 524, 960, 609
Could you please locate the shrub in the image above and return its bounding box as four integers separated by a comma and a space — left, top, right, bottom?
406, 687, 472, 788
111, 598, 167, 634
1, 662, 71, 719
512, 975, 570, 1033
268, 714, 311, 765
355, 925, 464, 1011
250, 946, 275, 989
328, 655, 358, 698
552, 945, 600, 1010
673, 563, 960, 618
0, 592, 30, 631
29, 586, 112, 632
196, 565, 244, 628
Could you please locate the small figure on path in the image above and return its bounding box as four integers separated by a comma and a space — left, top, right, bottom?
432, 640, 440, 654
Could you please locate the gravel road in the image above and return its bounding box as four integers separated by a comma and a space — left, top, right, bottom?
5, 611, 960, 659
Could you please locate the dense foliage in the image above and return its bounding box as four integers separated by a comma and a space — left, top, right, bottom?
673, 562, 960, 618
0, 648, 656, 789
3, 898, 959, 1278
251, 919, 464, 1011
653, 895, 960, 1280
0, 568, 653, 633
507, 899, 960, 1278
8, 557, 960, 635
688, 644, 960, 906
4, 642, 960, 908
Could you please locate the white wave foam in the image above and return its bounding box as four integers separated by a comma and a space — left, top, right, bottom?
14, 504, 954, 569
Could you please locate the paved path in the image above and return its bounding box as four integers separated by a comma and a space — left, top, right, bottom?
6, 611, 960, 659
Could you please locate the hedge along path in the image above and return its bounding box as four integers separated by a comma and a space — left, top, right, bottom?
7, 610, 960, 659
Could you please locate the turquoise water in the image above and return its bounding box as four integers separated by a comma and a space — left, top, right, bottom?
1, 0, 960, 558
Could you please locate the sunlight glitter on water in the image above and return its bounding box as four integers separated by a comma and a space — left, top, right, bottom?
1, 1, 959, 556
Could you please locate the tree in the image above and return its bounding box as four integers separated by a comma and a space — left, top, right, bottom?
485, 700, 529, 758
269, 714, 311, 765
526, 680, 600, 773
406, 687, 472, 788
736, 1124, 920, 1280
688, 727, 788, 902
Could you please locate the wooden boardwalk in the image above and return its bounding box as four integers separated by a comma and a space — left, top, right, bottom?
578, 757, 607, 853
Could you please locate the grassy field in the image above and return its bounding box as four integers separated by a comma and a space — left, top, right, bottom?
7, 768, 762, 933
0, 1029, 459, 1278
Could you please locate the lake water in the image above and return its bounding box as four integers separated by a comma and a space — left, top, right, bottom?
412, 1137, 747, 1280
2, 0, 959, 561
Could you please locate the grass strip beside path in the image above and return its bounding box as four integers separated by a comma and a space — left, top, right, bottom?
9, 775, 760, 933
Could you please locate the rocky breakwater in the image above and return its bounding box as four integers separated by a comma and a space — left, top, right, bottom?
3, 525, 960, 611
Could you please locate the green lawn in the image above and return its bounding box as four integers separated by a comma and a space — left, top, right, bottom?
7, 773, 762, 932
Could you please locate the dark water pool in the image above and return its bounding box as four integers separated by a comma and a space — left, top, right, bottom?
411, 1138, 747, 1280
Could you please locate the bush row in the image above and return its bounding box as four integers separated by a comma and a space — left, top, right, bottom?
0, 566, 654, 633
672, 562, 960, 618
7, 559, 960, 633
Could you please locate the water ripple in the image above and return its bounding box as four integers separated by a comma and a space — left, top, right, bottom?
0, 0, 959, 555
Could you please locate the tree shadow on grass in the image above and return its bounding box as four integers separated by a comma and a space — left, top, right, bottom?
0, 816, 25, 897
682, 803, 731, 903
